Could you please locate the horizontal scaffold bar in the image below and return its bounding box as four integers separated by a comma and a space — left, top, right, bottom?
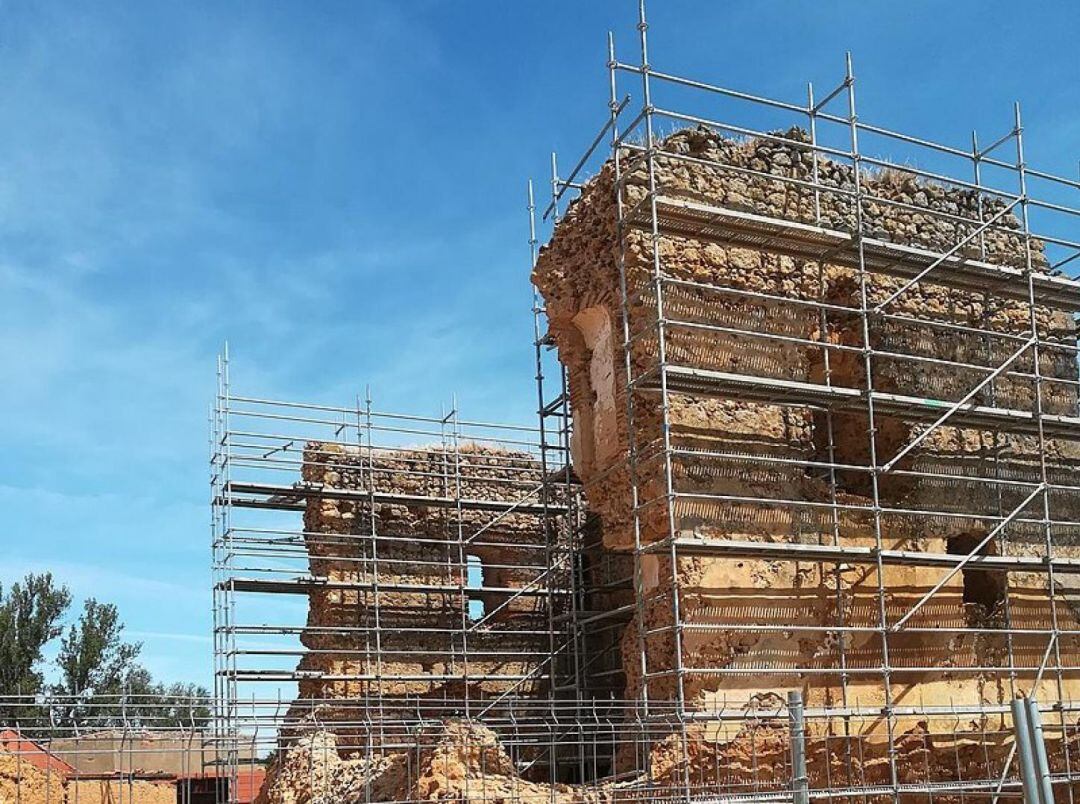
626, 195, 1080, 311
649, 536, 1080, 574
223, 670, 538, 682
218, 576, 570, 597
641, 365, 1080, 439
219, 480, 566, 515
231, 647, 556, 658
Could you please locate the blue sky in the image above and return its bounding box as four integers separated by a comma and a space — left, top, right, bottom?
1, 1, 1077, 689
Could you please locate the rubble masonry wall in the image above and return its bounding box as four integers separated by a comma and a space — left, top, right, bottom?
532, 126, 1080, 786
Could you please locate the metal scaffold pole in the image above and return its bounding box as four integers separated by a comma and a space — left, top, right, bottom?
1013, 697, 1041, 804
1026, 698, 1055, 804
788, 691, 809, 804
609, 16, 656, 787
844, 52, 902, 804
635, 2, 692, 796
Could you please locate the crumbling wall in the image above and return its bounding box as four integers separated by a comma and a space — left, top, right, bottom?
258, 124, 1080, 803
577, 516, 633, 702
532, 126, 1080, 784
0, 748, 176, 804
278, 441, 568, 746
255, 442, 574, 801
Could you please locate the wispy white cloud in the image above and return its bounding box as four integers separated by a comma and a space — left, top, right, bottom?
0, 556, 200, 603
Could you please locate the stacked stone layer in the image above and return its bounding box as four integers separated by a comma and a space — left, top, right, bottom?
279, 441, 570, 742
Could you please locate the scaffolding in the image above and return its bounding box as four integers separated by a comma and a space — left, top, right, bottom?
531, 0, 1080, 801
210, 349, 591, 798
205, 3, 1080, 803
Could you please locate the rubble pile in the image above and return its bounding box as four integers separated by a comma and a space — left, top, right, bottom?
257, 722, 604, 804
0, 751, 65, 804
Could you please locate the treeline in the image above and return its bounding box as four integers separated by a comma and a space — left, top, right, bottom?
0, 572, 211, 731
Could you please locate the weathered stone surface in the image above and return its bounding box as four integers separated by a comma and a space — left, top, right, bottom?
533, 126, 1080, 788
258, 440, 574, 801
257, 724, 607, 804
65, 778, 176, 804
291, 441, 564, 709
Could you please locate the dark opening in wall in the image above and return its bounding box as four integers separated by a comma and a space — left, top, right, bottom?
946, 533, 1008, 620
805, 294, 915, 502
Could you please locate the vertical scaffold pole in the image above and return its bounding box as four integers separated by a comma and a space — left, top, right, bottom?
634, 6, 692, 797
1026, 698, 1055, 804
362, 387, 386, 742
530, 177, 565, 783
1013, 697, 1040, 804
788, 691, 809, 804
211, 357, 223, 804
807, 78, 855, 785
844, 52, 901, 804
971, 128, 1021, 703
221, 343, 239, 804
609, 22, 654, 784
1016, 99, 1074, 804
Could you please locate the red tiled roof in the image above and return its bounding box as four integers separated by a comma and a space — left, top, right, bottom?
0, 729, 77, 777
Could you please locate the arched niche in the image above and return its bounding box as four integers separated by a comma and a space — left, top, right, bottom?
570, 307, 619, 478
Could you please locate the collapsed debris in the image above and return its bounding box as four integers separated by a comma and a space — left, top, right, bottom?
258, 722, 604, 804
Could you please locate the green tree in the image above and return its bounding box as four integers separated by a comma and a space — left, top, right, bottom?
124, 671, 212, 728
0, 573, 72, 725
0, 581, 210, 733
51, 601, 211, 730
52, 599, 142, 727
